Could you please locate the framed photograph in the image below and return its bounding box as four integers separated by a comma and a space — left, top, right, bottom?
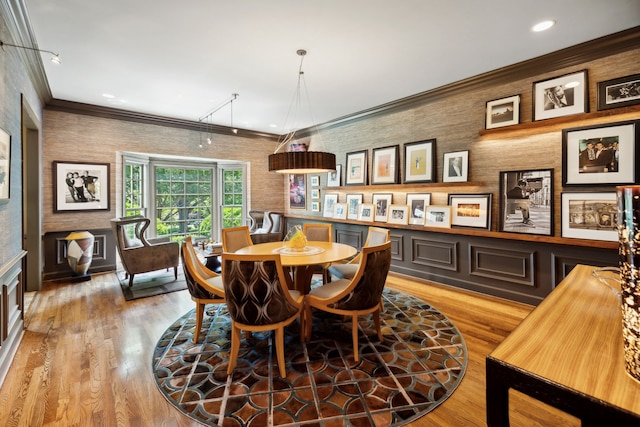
486, 94, 520, 129
372, 193, 393, 222
333, 203, 348, 220
346, 151, 367, 186
404, 139, 436, 183
406, 193, 431, 225
311, 189, 320, 200
372, 145, 399, 184
533, 70, 588, 121
327, 164, 342, 187
323, 193, 338, 218
358, 203, 374, 222
448, 193, 492, 230
443, 150, 469, 182
53, 161, 110, 212
0, 127, 10, 201
387, 204, 409, 225
597, 73, 640, 111
288, 173, 306, 209
311, 201, 321, 213
499, 169, 553, 236
561, 192, 617, 242
346, 193, 363, 220
425, 206, 452, 228
310, 175, 320, 187
562, 120, 638, 186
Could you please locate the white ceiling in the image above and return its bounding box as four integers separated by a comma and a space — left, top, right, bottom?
24, 0, 640, 135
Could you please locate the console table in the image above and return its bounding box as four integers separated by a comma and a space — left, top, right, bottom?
486, 264, 640, 426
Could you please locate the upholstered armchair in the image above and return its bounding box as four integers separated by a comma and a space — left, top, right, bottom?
222, 252, 303, 377
305, 241, 392, 361
328, 226, 390, 281
250, 211, 284, 244
110, 216, 179, 287
302, 223, 333, 283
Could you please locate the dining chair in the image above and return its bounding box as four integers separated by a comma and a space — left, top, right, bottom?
302, 223, 333, 284
304, 241, 392, 362
181, 236, 226, 343
222, 225, 253, 253
221, 252, 304, 377
328, 226, 390, 280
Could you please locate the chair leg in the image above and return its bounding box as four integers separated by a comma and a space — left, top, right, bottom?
373, 308, 383, 341
174, 266, 178, 280
352, 314, 360, 362
193, 302, 205, 343
304, 305, 313, 342
128, 274, 134, 287
227, 324, 241, 375
275, 326, 287, 378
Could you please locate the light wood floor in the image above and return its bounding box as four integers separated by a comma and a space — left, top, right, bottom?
0, 271, 579, 426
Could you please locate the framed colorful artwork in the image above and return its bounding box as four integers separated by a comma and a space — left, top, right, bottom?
372, 145, 399, 184
346, 193, 363, 220
404, 139, 435, 183
448, 193, 492, 230
346, 151, 367, 186
288, 173, 306, 209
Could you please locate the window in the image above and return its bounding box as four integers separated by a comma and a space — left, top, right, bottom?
123, 161, 145, 217
221, 168, 245, 228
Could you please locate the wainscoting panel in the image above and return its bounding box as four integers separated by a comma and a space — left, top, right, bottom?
411, 237, 457, 272
0, 251, 26, 388
469, 244, 535, 287
335, 228, 364, 249
389, 234, 403, 262
551, 251, 619, 289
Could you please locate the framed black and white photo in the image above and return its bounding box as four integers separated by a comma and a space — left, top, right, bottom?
486, 94, 520, 129
499, 169, 553, 236
425, 206, 451, 228
372, 193, 392, 222
448, 193, 492, 230
0, 127, 10, 201
346, 151, 367, 186
597, 73, 640, 111
311, 201, 321, 213
333, 203, 348, 220
323, 193, 338, 218
358, 203, 374, 222
346, 193, 363, 220
327, 164, 342, 187
53, 161, 110, 212
533, 70, 588, 121
387, 204, 409, 225
562, 120, 638, 186
288, 173, 306, 209
406, 193, 431, 225
372, 145, 399, 184
404, 139, 436, 183
443, 150, 469, 182
561, 192, 617, 242
310, 175, 320, 187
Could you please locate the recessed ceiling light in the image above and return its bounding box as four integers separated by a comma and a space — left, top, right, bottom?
102, 93, 115, 99
532, 20, 555, 32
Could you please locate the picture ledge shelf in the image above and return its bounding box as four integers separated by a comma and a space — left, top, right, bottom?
478, 104, 640, 138
322, 181, 484, 191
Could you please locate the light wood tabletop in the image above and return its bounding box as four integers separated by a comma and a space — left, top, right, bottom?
486, 264, 640, 426
235, 241, 357, 293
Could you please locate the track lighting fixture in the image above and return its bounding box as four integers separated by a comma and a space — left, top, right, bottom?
0, 40, 61, 64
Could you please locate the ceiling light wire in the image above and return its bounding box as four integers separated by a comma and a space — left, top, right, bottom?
0, 40, 61, 64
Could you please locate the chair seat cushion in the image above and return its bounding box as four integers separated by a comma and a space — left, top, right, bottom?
288, 289, 302, 301
206, 275, 224, 291
309, 279, 351, 299
328, 263, 359, 280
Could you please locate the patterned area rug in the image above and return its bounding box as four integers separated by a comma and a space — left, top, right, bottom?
152, 287, 467, 426
118, 269, 186, 301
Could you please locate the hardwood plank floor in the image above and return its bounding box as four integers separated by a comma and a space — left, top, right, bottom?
0, 271, 579, 426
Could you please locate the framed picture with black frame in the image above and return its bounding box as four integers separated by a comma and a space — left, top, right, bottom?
533, 70, 588, 121
403, 139, 436, 184
499, 169, 554, 236
406, 193, 431, 225
288, 173, 306, 209
345, 151, 367, 186
327, 164, 342, 187
597, 73, 640, 111
442, 150, 469, 182
448, 193, 492, 230
372, 193, 392, 222
485, 94, 520, 129
561, 192, 617, 242
562, 120, 638, 186
53, 161, 110, 212
372, 145, 399, 184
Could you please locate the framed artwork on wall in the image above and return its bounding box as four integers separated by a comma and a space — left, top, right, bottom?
448, 193, 492, 230
323, 193, 338, 217
485, 94, 520, 129
561, 192, 617, 242
311, 201, 321, 213
345, 151, 368, 186
288, 173, 306, 209
333, 203, 348, 220
387, 204, 409, 225
311, 189, 320, 199
327, 164, 342, 187
372, 193, 392, 222
406, 193, 431, 225
499, 169, 553, 236
53, 161, 110, 212
372, 145, 399, 184
358, 203, 374, 222
404, 139, 436, 183
425, 206, 451, 228
533, 69, 588, 121
562, 120, 638, 186
310, 175, 320, 187
597, 73, 640, 111
442, 150, 469, 183
0, 127, 11, 201
346, 193, 363, 220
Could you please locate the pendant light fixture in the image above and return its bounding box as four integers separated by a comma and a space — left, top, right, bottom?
268, 49, 336, 173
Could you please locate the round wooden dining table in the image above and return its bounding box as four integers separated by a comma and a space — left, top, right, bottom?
235, 241, 357, 294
